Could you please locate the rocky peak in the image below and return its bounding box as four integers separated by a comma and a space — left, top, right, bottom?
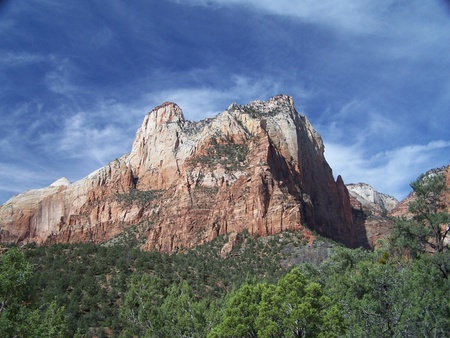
347, 182, 399, 214
149, 101, 185, 125
0, 95, 361, 251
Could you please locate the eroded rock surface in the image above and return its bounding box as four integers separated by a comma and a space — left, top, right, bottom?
0, 95, 361, 251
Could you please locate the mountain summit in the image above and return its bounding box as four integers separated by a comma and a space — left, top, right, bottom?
0, 95, 366, 251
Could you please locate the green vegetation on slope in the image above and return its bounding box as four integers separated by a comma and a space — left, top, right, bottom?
1, 170, 449, 337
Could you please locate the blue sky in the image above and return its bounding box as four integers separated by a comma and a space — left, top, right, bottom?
1, 0, 450, 204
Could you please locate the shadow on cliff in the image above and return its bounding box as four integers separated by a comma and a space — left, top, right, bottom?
351, 207, 372, 249
265, 137, 371, 250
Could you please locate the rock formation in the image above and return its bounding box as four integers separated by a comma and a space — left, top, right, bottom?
347, 183, 398, 215
347, 183, 398, 248
0, 95, 362, 251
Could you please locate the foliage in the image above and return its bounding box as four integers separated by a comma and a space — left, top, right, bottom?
209, 268, 345, 338
302, 247, 450, 337
116, 189, 164, 208
390, 171, 450, 278
120, 276, 217, 337
0, 247, 68, 337
190, 141, 249, 170
20, 232, 301, 336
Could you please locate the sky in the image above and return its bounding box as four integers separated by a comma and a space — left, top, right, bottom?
1, 0, 450, 204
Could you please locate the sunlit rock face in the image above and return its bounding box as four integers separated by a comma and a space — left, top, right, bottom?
0, 95, 360, 251
347, 183, 399, 214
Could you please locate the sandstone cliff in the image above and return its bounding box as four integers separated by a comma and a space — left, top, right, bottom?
0, 95, 361, 251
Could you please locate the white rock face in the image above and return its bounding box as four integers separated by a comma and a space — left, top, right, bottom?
347, 183, 398, 213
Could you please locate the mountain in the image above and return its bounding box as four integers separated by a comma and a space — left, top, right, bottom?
1, 95, 367, 251
346, 183, 399, 248
347, 183, 399, 214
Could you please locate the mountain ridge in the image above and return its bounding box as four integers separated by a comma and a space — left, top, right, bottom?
0, 95, 399, 250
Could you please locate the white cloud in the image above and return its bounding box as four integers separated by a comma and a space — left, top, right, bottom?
176, 0, 450, 65
315, 98, 401, 151
39, 102, 146, 166
0, 51, 46, 68
174, 0, 395, 34
325, 140, 450, 199
0, 161, 61, 201
44, 58, 81, 95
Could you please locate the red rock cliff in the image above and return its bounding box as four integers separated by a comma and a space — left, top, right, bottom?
0, 95, 358, 251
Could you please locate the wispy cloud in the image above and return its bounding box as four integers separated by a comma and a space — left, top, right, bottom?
45, 61, 81, 96
1, 0, 449, 206
37, 100, 147, 166
0, 51, 47, 67
325, 140, 450, 199
176, 0, 450, 37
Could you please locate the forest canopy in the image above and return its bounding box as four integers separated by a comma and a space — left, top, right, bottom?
0, 171, 449, 337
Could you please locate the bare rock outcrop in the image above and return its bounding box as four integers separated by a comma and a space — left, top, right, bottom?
347, 183, 398, 214
0, 95, 361, 251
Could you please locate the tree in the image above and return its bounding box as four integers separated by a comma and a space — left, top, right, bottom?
0, 247, 68, 337
119, 273, 218, 337
310, 247, 450, 337
256, 268, 345, 338
119, 273, 166, 337
159, 281, 215, 338
208, 282, 266, 338
209, 269, 345, 338
391, 171, 450, 278
0, 247, 33, 336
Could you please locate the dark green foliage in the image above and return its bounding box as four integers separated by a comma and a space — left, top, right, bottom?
209, 268, 345, 338
116, 189, 164, 208
1, 237, 448, 337
119, 277, 217, 337
0, 247, 68, 337
190, 141, 249, 170
390, 171, 450, 278
21, 232, 305, 336
242, 106, 261, 118
302, 247, 450, 337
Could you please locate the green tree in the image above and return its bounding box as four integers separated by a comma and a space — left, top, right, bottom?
209, 269, 345, 338
256, 268, 345, 338
25, 300, 69, 338
0, 247, 33, 336
119, 273, 166, 337
209, 282, 267, 338
0, 247, 68, 337
311, 247, 450, 337
159, 281, 215, 337
120, 274, 219, 337
391, 171, 450, 278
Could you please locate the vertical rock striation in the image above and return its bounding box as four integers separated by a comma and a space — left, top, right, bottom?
0, 95, 359, 251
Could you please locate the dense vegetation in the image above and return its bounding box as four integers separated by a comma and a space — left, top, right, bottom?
1, 172, 449, 337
